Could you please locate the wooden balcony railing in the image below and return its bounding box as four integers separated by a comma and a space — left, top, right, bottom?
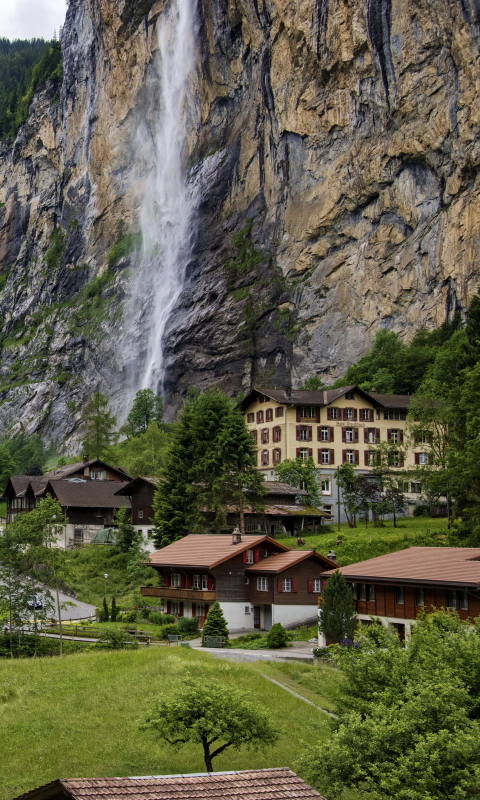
141, 586, 217, 602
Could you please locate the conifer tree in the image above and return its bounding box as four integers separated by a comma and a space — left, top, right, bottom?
103, 596, 109, 622
319, 569, 356, 643
111, 596, 117, 622
201, 601, 228, 644
81, 391, 117, 459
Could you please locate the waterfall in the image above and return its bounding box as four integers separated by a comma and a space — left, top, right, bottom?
129, 0, 197, 396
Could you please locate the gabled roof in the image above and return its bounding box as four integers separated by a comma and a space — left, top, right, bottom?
2, 475, 49, 498
41, 480, 131, 509
115, 476, 162, 495
45, 459, 131, 480
12, 769, 324, 800
263, 481, 308, 496
247, 549, 336, 573
240, 386, 411, 410
149, 534, 290, 569
320, 547, 480, 587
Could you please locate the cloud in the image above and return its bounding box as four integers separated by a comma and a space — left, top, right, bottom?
0, 0, 66, 41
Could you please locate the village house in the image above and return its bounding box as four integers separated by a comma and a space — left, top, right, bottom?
142, 532, 335, 631
319, 547, 480, 642
241, 385, 426, 522
12, 768, 324, 800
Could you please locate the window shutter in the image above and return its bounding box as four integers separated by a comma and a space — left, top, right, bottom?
254, 549, 261, 563
308, 426, 312, 441
308, 448, 313, 457
399, 430, 404, 444
317, 426, 321, 441
353, 409, 358, 420
166, 600, 171, 614
370, 409, 375, 421
376, 428, 381, 442
315, 408, 320, 423
204, 604, 209, 616
307, 578, 313, 593
354, 427, 359, 443
296, 426, 301, 440
426, 454, 430, 466
342, 449, 347, 463
180, 575, 186, 588
342, 428, 346, 443
164, 574, 170, 587
192, 603, 196, 617
278, 427, 282, 442
179, 602, 184, 617
387, 429, 391, 443
317, 449, 321, 464
296, 448, 301, 458
415, 452, 420, 465
242, 551, 247, 563
327, 407, 332, 420
296, 407, 301, 422
342, 408, 347, 421
330, 427, 335, 442
330, 449, 335, 464
364, 429, 368, 444
277, 578, 283, 592
364, 451, 369, 466
399, 452, 405, 467
355, 450, 360, 465
187, 575, 193, 589
292, 578, 298, 592
207, 576, 214, 590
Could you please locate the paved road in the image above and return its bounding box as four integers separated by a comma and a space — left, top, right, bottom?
52, 590, 97, 621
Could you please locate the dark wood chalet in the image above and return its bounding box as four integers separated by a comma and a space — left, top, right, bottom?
115, 476, 160, 526
142, 532, 335, 631
320, 547, 480, 641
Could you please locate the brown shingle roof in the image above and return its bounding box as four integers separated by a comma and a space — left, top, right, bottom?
41, 480, 131, 509
46, 459, 131, 480
240, 386, 411, 410
247, 549, 335, 573
263, 481, 308, 496
369, 392, 411, 408
13, 769, 324, 800
321, 547, 480, 587
7, 476, 49, 496
115, 476, 162, 495
149, 534, 290, 568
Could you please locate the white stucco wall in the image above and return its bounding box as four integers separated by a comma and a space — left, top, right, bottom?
219, 602, 256, 631
272, 604, 318, 628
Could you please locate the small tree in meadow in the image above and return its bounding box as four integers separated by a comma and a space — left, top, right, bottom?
201, 601, 228, 644
319, 569, 356, 643
111, 596, 117, 622
103, 596, 109, 622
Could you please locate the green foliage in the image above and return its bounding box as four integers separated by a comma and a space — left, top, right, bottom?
81, 391, 117, 460
111, 597, 117, 622
141, 677, 277, 771
2, 432, 50, 475
148, 612, 175, 625
0, 38, 61, 142
318, 569, 356, 643
274, 457, 320, 507
226, 220, 263, 274
299, 611, 480, 800
113, 508, 140, 553
44, 228, 65, 271
266, 623, 288, 649
102, 597, 109, 623
0, 445, 15, 491
124, 389, 163, 437
176, 617, 199, 637
114, 421, 167, 478
301, 376, 326, 390
106, 231, 141, 269
97, 629, 138, 650
201, 602, 228, 644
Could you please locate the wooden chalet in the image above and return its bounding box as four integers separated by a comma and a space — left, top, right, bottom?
142, 532, 335, 631
319, 546, 480, 641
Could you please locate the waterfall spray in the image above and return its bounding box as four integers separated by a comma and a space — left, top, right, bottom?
130, 0, 197, 396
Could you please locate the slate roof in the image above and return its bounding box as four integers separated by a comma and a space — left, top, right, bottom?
369, 392, 411, 408
12, 769, 324, 800
149, 534, 290, 568
5, 476, 48, 496
247, 549, 335, 573
240, 386, 411, 410
320, 547, 480, 587
42, 480, 131, 509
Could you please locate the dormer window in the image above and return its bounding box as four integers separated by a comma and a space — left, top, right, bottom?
345, 391, 355, 400
91, 470, 106, 481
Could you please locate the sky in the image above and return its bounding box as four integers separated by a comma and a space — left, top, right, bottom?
0, 0, 66, 41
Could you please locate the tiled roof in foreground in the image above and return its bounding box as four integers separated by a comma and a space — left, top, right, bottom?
13, 768, 325, 799
148, 534, 290, 568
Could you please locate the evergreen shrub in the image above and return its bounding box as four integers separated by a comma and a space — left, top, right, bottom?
266, 623, 288, 649
201, 601, 228, 645
158, 623, 178, 640
102, 597, 109, 622
149, 612, 175, 625
177, 617, 199, 637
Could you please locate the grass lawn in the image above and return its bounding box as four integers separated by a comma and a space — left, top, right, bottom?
0, 647, 335, 799
251, 660, 341, 714
280, 515, 449, 565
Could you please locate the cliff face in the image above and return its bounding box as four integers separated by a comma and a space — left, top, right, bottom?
0, 0, 480, 443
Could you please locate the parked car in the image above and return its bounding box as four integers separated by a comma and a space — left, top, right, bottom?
27, 595, 43, 610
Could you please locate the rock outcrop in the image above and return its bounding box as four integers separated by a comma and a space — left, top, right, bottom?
1, 0, 480, 443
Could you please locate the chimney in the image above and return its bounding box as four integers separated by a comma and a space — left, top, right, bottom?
83, 454, 89, 465
232, 527, 242, 545
327, 550, 337, 562
285, 385, 292, 400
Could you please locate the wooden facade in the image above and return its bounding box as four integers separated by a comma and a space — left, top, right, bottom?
353, 582, 480, 622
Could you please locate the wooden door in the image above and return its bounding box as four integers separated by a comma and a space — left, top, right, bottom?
253, 606, 261, 628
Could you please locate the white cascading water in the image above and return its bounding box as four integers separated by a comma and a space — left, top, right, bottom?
130, 0, 197, 395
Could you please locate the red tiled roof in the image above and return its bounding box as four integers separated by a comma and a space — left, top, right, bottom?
13, 769, 325, 800
321, 547, 480, 587
149, 534, 291, 568
247, 549, 336, 573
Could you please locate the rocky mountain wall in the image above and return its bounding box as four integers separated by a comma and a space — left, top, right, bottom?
0, 0, 479, 444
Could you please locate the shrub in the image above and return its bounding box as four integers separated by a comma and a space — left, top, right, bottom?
266, 623, 288, 649
96, 606, 105, 622
149, 612, 175, 625
312, 646, 332, 658
103, 597, 109, 622
97, 629, 138, 650
201, 602, 228, 645
111, 597, 117, 622
177, 617, 199, 637
158, 623, 179, 640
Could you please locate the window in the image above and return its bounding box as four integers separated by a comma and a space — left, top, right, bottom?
395, 586, 404, 604
415, 588, 425, 606
257, 577, 268, 591
359, 584, 366, 601
328, 407, 338, 419
345, 391, 355, 400
344, 408, 354, 420
246, 549, 254, 564
390, 429, 399, 444
321, 478, 331, 494
313, 578, 321, 592
367, 428, 376, 444
247, 413, 254, 423
446, 590, 457, 609
299, 426, 309, 441
446, 589, 468, 610
196, 604, 205, 617
301, 406, 316, 418
259, 395, 265, 403
410, 482, 422, 493
73, 527, 84, 543
459, 591, 468, 610
201, 575, 209, 590
391, 451, 400, 467
418, 453, 429, 466
273, 448, 282, 464
367, 584, 375, 602
367, 451, 378, 466
320, 426, 330, 441
283, 578, 292, 592
275, 406, 284, 418
417, 431, 429, 444
345, 427, 354, 443
245, 576, 250, 584
273, 426, 281, 442
251, 430, 257, 444
91, 470, 107, 481
171, 573, 181, 587
261, 428, 269, 444
261, 450, 269, 466
256, 410, 264, 424
266, 408, 273, 422
299, 448, 309, 461
384, 410, 406, 420
171, 601, 180, 616
361, 408, 372, 421
193, 574, 200, 588
138, 510, 144, 519
244, 606, 251, 614
320, 448, 332, 464
346, 450, 355, 464
323, 504, 332, 515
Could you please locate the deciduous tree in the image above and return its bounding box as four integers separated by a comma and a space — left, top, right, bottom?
124, 389, 163, 437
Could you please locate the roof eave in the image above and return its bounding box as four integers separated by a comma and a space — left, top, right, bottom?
320, 571, 480, 588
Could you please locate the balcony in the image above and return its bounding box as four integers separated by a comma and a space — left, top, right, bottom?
141, 586, 217, 602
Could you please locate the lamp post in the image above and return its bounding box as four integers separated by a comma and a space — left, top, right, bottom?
103, 573, 109, 597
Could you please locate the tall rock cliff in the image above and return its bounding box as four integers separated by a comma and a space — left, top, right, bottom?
0, 0, 480, 444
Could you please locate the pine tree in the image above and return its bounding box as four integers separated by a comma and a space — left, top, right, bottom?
319, 569, 356, 644
201, 601, 228, 644
81, 391, 117, 459
103, 596, 109, 622
111, 596, 117, 622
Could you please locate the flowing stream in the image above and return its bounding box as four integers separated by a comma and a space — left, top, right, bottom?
129, 0, 197, 395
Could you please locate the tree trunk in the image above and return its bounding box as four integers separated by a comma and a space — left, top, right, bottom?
202, 739, 213, 772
